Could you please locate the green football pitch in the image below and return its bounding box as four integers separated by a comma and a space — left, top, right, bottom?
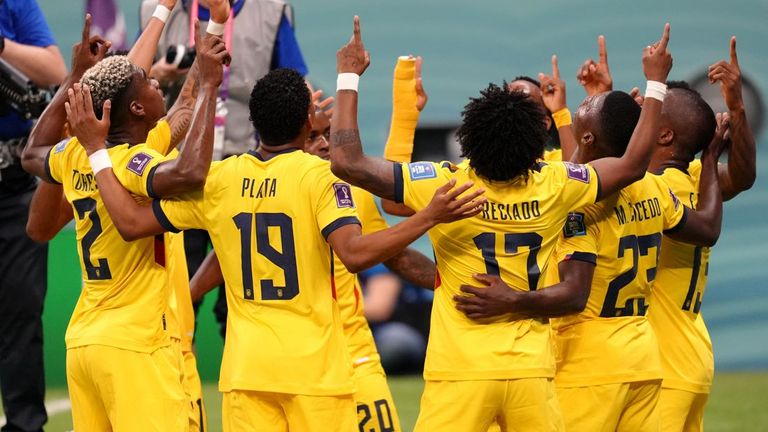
31, 372, 768, 431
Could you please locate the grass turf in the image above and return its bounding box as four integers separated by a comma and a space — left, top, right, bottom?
39, 372, 768, 431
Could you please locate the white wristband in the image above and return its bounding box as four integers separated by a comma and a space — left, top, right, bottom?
207, 20, 225, 36
88, 149, 112, 175
645, 80, 667, 102
337, 73, 360, 92
152, 5, 171, 23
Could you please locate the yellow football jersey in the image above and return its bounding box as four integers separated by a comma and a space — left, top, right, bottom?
334, 187, 389, 377
552, 173, 687, 387
648, 159, 714, 393
45, 122, 173, 353
155, 148, 359, 396
395, 160, 600, 380
543, 148, 563, 162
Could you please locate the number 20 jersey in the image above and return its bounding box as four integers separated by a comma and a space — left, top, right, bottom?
45, 122, 174, 353
154, 148, 360, 396
551, 173, 686, 387
394, 160, 600, 381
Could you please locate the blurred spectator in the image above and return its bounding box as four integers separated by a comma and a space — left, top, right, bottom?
361, 264, 433, 375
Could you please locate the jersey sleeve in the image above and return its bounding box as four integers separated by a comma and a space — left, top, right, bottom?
557, 162, 601, 210
657, 180, 688, 234
153, 190, 206, 233
44, 138, 71, 184
394, 161, 453, 211
309, 167, 361, 240
554, 210, 600, 266
353, 188, 390, 235
144, 120, 173, 156
110, 145, 169, 198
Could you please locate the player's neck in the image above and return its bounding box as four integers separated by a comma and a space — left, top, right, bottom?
106, 123, 151, 147
648, 148, 690, 175
253, 143, 300, 161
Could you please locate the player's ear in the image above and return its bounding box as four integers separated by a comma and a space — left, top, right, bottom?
544, 115, 553, 131
129, 100, 145, 118
580, 131, 594, 148
658, 127, 674, 146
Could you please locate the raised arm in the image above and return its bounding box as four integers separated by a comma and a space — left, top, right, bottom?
589, 23, 673, 200
454, 260, 594, 320
538, 55, 579, 161
148, 27, 229, 197
383, 247, 436, 289
21, 15, 110, 180
128, 0, 178, 73
666, 113, 726, 247
190, 250, 224, 303
708, 37, 756, 201
330, 16, 400, 200
26, 183, 73, 242
328, 179, 485, 274
577, 35, 613, 97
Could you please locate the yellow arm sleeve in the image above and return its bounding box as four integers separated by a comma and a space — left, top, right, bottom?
383, 57, 421, 162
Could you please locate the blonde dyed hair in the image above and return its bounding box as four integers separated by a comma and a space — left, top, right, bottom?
80, 55, 135, 115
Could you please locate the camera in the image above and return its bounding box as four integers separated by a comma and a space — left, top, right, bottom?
0, 58, 52, 120
165, 45, 196, 69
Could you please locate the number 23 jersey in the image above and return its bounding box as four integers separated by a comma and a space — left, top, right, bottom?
552, 173, 687, 387
394, 160, 600, 381
154, 148, 360, 396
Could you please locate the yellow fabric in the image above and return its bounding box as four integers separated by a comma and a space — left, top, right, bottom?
157, 150, 358, 395
552, 173, 686, 387
334, 187, 389, 378
648, 160, 714, 394
222, 390, 356, 432
354, 371, 402, 432
45, 128, 173, 353
165, 232, 196, 351
66, 344, 187, 431
413, 378, 563, 432
397, 160, 599, 381
183, 350, 207, 432
383, 57, 420, 162
543, 148, 563, 162
659, 388, 707, 432
551, 108, 572, 129
556, 380, 661, 432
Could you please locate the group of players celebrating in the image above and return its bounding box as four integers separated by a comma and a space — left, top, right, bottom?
18, 0, 755, 429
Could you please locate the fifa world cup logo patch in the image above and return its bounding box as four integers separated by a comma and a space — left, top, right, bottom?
564, 162, 590, 183
334, 183, 355, 208
127, 152, 153, 176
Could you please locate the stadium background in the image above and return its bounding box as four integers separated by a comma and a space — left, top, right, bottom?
28, 0, 768, 429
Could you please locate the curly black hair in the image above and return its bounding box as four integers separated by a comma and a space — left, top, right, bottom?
249, 68, 310, 146
457, 82, 549, 182
598, 91, 642, 157
666, 80, 716, 155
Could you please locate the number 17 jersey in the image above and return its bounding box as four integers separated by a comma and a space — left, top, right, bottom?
394, 160, 600, 381
154, 148, 361, 396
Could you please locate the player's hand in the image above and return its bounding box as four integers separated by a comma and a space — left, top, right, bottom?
158, 0, 178, 10
454, 274, 521, 320
708, 37, 744, 112
336, 16, 370, 75
414, 56, 428, 111
149, 58, 190, 87
577, 35, 613, 96
71, 14, 111, 76
65, 83, 110, 156
538, 55, 567, 113
312, 89, 335, 117
629, 86, 644, 106
207, 0, 231, 24
194, 20, 230, 87
702, 112, 730, 162
642, 23, 672, 82
422, 178, 486, 225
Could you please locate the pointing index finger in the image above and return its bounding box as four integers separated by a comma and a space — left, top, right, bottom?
551, 55, 560, 79
353, 15, 362, 44
598, 35, 608, 64
657, 23, 671, 52
730, 36, 738, 66
82, 14, 92, 43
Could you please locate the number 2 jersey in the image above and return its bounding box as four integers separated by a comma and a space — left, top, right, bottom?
45, 122, 175, 353
551, 173, 687, 387
153, 148, 359, 396
394, 160, 600, 380
648, 160, 714, 394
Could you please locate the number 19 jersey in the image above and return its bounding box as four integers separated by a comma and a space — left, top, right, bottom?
154, 148, 360, 396
394, 160, 600, 380
552, 173, 686, 387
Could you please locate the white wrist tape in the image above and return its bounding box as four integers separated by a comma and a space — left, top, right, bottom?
206, 20, 226, 36
88, 149, 112, 175
152, 5, 171, 23
337, 73, 360, 92
645, 80, 667, 102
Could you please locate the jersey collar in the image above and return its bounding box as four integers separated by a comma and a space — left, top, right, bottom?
247, 146, 299, 161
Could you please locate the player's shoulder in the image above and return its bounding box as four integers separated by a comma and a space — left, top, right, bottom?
403, 160, 457, 181
533, 160, 593, 185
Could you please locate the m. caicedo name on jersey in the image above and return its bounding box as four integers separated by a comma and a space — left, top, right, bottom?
614, 197, 663, 226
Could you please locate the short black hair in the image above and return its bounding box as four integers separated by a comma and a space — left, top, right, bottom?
457, 82, 549, 182
513, 75, 541, 87
666, 81, 716, 155
512, 75, 560, 149
249, 68, 310, 146
598, 91, 642, 157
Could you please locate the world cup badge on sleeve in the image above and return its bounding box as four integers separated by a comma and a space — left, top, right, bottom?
127, 152, 153, 176
333, 183, 355, 208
